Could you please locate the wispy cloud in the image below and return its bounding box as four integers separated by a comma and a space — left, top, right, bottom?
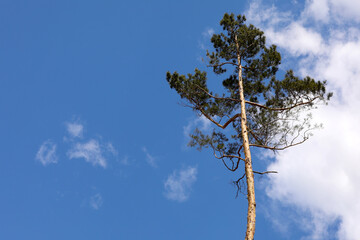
106, 142, 118, 156
202, 27, 215, 38
68, 139, 108, 168
164, 166, 197, 202
142, 147, 157, 168
65, 121, 84, 139
198, 27, 216, 52
183, 115, 212, 148
89, 193, 103, 210
246, 1, 360, 239
119, 156, 131, 166
35, 140, 58, 166
184, 115, 212, 136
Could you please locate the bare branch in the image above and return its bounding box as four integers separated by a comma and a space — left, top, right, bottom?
232, 171, 278, 198
237, 145, 243, 156
253, 170, 278, 175
233, 173, 246, 198
245, 97, 320, 111
209, 142, 244, 171
221, 158, 243, 172
247, 126, 265, 146
249, 136, 308, 150
214, 152, 245, 161
221, 158, 234, 171
198, 107, 241, 129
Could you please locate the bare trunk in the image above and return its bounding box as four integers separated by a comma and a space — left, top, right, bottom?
235, 36, 256, 240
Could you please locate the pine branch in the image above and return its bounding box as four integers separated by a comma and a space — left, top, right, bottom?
247, 125, 266, 146
249, 136, 308, 150
195, 84, 241, 103
245, 97, 320, 111
207, 61, 239, 68
198, 106, 241, 129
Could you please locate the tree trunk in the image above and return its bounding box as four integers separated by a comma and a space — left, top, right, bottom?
236, 36, 256, 240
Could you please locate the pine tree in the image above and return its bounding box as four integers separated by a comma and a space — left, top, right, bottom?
166, 13, 332, 240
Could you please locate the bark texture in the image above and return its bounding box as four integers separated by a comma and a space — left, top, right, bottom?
236, 36, 256, 240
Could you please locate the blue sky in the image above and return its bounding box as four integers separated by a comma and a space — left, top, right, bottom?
1, 0, 360, 239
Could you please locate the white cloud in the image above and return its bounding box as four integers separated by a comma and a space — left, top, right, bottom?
183, 115, 212, 140
304, 0, 330, 22
35, 140, 58, 166
68, 139, 107, 168
246, 1, 292, 27
246, 1, 360, 239
247, 1, 325, 57
142, 147, 157, 168
304, 0, 360, 23
266, 22, 325, 56
89, 193, 103, 210
164, 166, 197, 202
36, 118, 119, 170
66, 122, 84, 138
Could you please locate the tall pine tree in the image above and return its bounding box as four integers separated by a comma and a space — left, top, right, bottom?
166, 13, 332, 240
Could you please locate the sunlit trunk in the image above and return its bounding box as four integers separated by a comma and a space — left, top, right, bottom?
235, 35, 256, 240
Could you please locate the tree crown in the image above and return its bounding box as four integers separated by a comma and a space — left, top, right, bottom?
166, 13, 332, 172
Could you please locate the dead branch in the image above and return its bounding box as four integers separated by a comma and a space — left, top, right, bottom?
253, 170, 278, 175
233, 173, 246, 198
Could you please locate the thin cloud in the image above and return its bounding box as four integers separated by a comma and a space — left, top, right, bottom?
164, 166, 197, 202
35, 140, 58, 166
199, 27, 215, 52
106, 142, 118, 156
246, 1, 360, 239
89, 193, 103, 210
142, 147, 157, 168
183, 115, 212, 145
202, 27, 215, 38
119, 156, 131, 166
182, 115, 214, 151
68, 139, 107, 168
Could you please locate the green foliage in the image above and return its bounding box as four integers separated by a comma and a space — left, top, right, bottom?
166, 13, 331, 165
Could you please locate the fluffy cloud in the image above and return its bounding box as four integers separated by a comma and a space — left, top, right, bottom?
68, 139, 108, 168
65, 122, 84, 138
64, 119, 118, 169
164, 166, 197, 202
35, 140, 58, 166
304, 0, 360, 23
246, 1, 360, 239
266, 22, 325, 56
37, 119, 118, 169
